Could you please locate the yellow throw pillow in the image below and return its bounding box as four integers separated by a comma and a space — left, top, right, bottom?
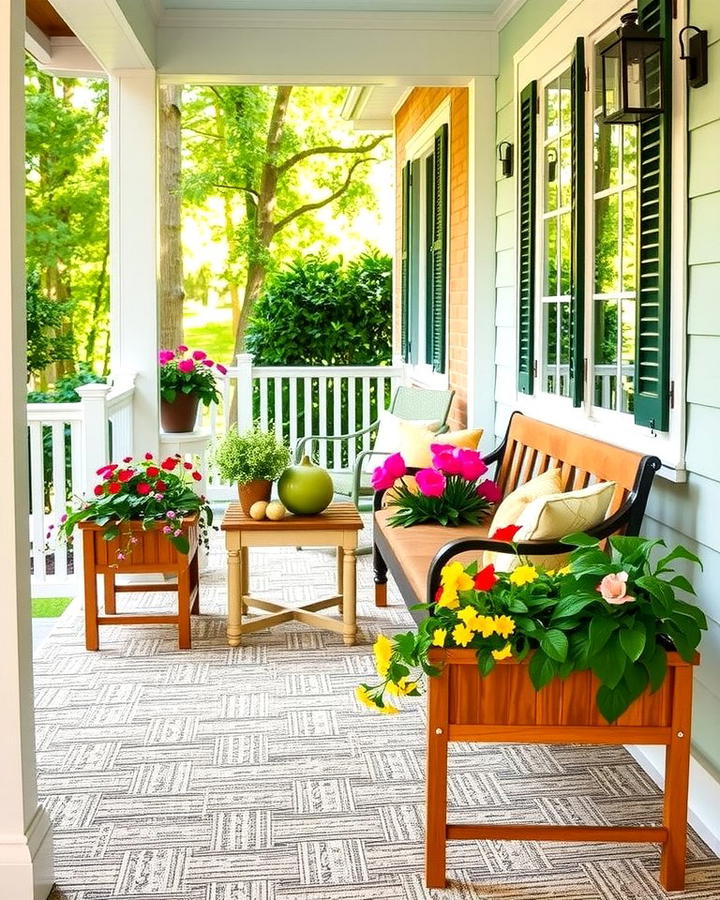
361, 411, 440, 474
492, 480, 617, 572
399, 420, 483, 469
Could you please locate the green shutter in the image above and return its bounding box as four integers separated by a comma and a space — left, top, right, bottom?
569, 37, 585, 407
400, 161, 411, 363
518, 81, 537, 395
428, 124, 448, 374
634, 0, 672, 431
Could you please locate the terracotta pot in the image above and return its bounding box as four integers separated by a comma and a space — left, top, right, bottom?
161, 393, 200, 433
238, 479, 272, 515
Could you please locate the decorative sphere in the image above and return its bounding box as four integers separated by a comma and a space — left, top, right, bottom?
278, 456, 334, 515
265, 501, 287, 521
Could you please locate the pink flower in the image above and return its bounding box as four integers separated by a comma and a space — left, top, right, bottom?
174, 528, 182, 537
385, 452, 407, 480
178, 359, 195, 373
201, 358, 215, 367
117, 552, 126, 561
192, 350, 207, 361
123, 456, 133, 463
477, 479, 502, 503
371, 453, 406, 491
216, 363, 228, 375
597, 571, 635, 605
60, 514, 68, 524
176, 345, 188, 354
371, 465, 396, 491
456, 448, 488, 482
431, 446, 463, 476
163, 525, 172, 534
416, 468, 446, 497
166, 510, 176, 519
158, 350, 175, 365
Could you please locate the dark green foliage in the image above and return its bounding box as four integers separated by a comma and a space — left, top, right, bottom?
27, 364, 106, 404
246, 251, 392, 366
26, 271, 75, 378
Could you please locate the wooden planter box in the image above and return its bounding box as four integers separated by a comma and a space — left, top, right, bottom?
426, 648, 697, 892
79, 516, 200, 650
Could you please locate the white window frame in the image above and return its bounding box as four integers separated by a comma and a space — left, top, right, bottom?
513, 0, 688, 480
403, 98, 450, 390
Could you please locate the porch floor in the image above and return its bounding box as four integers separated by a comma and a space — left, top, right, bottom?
37, 517, 720, 900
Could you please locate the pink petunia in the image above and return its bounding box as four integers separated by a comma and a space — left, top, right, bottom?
430, 445, 463, 476
178, 359, 195, 373
476, 479, 502, 503
158, 349, 175, 365
371, 463, 398, 492
216, 363, 228, 375
416, 468, 446, 497
176, 345, 188, 354
456, 448, 488, 482
384, 452, 407, 480
192, 350, 207, 361
201, 358, 215, 367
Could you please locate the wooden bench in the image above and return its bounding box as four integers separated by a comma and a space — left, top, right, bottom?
370, 412, 691, 890
372, 410, 661, 612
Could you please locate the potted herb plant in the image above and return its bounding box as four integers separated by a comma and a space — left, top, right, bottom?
159, 345, 228, 433
212, 427, 290, 514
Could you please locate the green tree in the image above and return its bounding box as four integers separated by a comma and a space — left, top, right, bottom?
25, 56, 109, 383
182, 85, 389, 355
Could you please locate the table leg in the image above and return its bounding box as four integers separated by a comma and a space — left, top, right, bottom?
104, 572, 116, 614
342, 539, 357, 646
336, 546, 344, 613
241, 546, 249, 615
227, 548, 243, 646
83, 531, 99, 651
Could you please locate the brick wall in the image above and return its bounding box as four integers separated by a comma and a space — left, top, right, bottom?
395, 87, 469, 430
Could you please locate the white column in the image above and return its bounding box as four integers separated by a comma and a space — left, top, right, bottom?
0, 2, 54, 897
75, 382, 111, 492
236, 353, 254, 431
109, 70, 159, 458
466, 76, 497, 449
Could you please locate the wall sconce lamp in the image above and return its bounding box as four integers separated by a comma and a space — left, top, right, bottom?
498, 141, 513, 178
679, 26, 708, 89
546, 147, 558, 183
601, 11, 664, 124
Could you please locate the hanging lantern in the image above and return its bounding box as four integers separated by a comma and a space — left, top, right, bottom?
601, 10, 664, 124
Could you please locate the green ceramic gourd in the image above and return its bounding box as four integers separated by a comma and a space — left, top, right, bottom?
278, 456, 334, 515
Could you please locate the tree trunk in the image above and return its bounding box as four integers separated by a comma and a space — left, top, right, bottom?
159, 84, 185, 351
233, 260, 268, 357
85, 238, 110, 362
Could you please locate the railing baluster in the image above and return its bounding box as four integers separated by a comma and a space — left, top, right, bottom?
303, 377, 313, 447
29, 422, 46, 580
289, 376, 298, 454
259, 377, 269, 432
348, 376, 357, 468
333, 375, 342, 471
274, 376, 284, 444
318, 376, 328, 469
362, 377, 371, 452
51, 421, 68, 578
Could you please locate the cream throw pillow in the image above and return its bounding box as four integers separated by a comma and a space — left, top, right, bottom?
492, 480, 617, 572
398, 420, 483, 469
362, 410, 440, 474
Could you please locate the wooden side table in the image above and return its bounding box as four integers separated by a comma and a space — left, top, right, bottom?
221, 502, 363, 646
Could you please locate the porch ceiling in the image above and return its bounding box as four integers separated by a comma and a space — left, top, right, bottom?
162, 0, 504, 10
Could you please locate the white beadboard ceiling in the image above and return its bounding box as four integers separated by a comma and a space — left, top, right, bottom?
162, 0, 504, 11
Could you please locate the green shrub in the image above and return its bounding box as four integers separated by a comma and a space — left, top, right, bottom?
246, 250, 392, 366
212, 428, 290, 484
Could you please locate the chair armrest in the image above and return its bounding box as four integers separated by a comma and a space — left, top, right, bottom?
295, 420, 379, 462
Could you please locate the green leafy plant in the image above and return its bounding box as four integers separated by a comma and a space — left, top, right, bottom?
58, 454, 213, 559
211, 427, 290, 484
357, 533, 707, 722
159, 346, 225, 407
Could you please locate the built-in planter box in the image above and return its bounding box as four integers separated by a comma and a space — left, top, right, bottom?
79, 516, 200, 650
426, 648, 697, 892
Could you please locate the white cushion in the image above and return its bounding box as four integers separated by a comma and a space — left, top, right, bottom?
361, 410, 439, 474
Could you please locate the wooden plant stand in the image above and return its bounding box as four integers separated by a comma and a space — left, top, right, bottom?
79, 516, 200, 650
221, 502, 363, 647
426, 649, 697, 892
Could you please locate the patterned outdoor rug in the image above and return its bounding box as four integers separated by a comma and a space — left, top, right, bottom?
36, 518, 720, 900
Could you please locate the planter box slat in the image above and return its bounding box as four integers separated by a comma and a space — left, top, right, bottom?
426, 648, 696, 892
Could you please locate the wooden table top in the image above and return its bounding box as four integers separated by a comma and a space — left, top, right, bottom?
221, 501, 363, 532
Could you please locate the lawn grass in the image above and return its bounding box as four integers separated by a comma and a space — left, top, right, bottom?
32, 596, 72, 618
184, 303, 235, 367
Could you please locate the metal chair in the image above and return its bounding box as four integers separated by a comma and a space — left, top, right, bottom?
294, 385, 455, 508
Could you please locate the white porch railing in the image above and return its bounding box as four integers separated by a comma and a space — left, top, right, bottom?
204, 354, 404, 499
27, 375, 136, 596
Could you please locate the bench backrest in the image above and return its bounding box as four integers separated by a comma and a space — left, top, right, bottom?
495, 412, 660, 534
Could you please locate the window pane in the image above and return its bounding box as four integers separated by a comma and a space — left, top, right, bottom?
559, 68, 572, 132
621, 298, 635, 413
559, 301, 570, 397
622, 126, 637, 181
559, 133, 572, 208
622, 188, 637, 292
544, 217, 558, 296
543, 302, 557, 394
560, 211, 571, 295
594, 193, 619, 294
545, 79, 559, 140
594, 299, 618, 409
594, 119, 619, 191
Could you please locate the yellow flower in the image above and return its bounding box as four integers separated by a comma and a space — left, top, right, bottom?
377, 702, 400, 715
432, 628, 447, 647
545, 569, 555, 577
457, 606, 479, 628
355, 685, 399, 715
441, 561, 474, 593
436, 586, 460, 609
475, 615, 496, 639
373, 634, 394, 677
493, 615, 516, 639
492, 643, 513, 661
559, 564, 572, 576
387, 677, 418, 696
509, 564, 539, 586
452, 622, 475, 647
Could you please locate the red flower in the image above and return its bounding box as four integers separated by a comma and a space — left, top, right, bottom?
93, 484, 104, 496
491, 524, 522, 542
144, 452, 154, 460
434, 586, 443, 604
155, 480, 167, 492
123, 456, 133, 463
183, 462, 193, 470
118, 469, 133, 483
108, 482, 121, 494
473, 564, 497, 592
161, 457, 178, 471
146, 466, 160, 477
96, 463, 118, 476
136, 482, 151, 495
192, 471, 202, 481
